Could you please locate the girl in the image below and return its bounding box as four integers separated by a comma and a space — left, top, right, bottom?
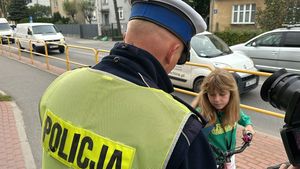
192, 68, 255, 169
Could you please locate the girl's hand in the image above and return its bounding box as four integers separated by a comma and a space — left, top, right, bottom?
243, 125, 255, 135
279, 163, 300, 169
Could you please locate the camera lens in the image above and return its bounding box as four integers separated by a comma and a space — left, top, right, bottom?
261, 69, 300, 166
260, 69, 300, 125
261, 69, 300, 111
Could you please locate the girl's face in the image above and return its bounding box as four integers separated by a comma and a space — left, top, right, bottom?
207, 90, 230, 111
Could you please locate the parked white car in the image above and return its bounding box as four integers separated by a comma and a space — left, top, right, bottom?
0, 18, 14, 44
230, 26, 300, 73
15, 23, 66, 53
169, 31, 259, 93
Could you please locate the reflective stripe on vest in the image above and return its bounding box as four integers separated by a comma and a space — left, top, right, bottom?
40, 68, 192, 168
42, 109, 135, 169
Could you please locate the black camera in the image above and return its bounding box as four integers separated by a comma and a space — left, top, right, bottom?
261, 68, 300, 167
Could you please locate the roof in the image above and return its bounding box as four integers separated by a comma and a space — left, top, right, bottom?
274, 27, 300, 31
0, 18, 8, 23
195, 31, 211, 36
16, 23, 54, 26
273, 24, 300, 31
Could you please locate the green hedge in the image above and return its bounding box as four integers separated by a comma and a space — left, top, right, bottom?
214, 30, 264, 46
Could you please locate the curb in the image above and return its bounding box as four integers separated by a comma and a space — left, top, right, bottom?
0, 91, 36, 169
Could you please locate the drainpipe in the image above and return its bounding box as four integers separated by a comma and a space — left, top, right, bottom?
96, 0, 102, 36
209, 0, 214, 32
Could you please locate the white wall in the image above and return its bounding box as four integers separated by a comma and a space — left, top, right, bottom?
27, 0, 50, 7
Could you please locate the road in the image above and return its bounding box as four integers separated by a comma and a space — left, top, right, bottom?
5, 37, 115, 69
0, 37, 286, 168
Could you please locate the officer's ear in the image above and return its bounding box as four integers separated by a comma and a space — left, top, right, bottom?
123, 31, 126, 40
164, 43, 183, 73
166, 43, 182, 65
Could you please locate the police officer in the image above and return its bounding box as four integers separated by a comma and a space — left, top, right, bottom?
39, 0, 216, 168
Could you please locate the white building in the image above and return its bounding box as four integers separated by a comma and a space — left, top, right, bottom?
95, 0, 131, 35
27, 0, 50, 7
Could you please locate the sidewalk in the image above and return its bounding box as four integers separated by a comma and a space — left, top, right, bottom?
0, 47, 289, 168
0, 94, 36, 169
0, 101, 25, 169
235, 127, 288, 168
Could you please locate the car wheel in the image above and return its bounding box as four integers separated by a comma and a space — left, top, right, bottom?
193, 77, 204, 93
32, 45, 40, 53
17, 42, 24, 49
59, 46, 65, 53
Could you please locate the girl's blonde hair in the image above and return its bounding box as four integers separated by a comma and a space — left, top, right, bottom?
192, 68, 240, 127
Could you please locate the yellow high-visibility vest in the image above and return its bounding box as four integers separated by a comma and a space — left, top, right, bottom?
40, 68, 193, 169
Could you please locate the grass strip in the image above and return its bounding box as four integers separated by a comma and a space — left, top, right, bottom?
0, 93, 12, 101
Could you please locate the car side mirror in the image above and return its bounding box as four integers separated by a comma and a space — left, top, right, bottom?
251, 41, 257, 47
27, 29, 32, 35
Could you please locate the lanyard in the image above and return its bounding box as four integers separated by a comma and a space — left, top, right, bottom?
217, 113, 234, 151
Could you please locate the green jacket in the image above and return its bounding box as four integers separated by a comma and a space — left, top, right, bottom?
197, 108, 252, 159
208, 111, 252, 153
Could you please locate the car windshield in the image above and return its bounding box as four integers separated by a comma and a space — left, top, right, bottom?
0, 23, 11, 30
32, 25, 58, 34
191, 34, 232, 58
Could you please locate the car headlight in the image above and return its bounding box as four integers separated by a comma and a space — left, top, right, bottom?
60, 38, 65, 43
36, 40, 45, 44
213, 62, 232, 68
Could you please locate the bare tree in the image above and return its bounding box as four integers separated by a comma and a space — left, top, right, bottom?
0, 0, 10, 18
79, 0, 95, 24
63, 0, 78, 23
113, 0, 122, 36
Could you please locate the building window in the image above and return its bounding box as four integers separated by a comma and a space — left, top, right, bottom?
232, 4, 256, 24
54, 0, 58, 7
103, 0, 108, 5
118, 7, 124, 20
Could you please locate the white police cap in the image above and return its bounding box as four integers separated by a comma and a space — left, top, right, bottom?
129, 0, 207, 64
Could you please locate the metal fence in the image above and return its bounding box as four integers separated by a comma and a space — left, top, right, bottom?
55, 24, 99, 39
80, 24, 99, 39
55, 24, 81, 38
55, 23, 127, 40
